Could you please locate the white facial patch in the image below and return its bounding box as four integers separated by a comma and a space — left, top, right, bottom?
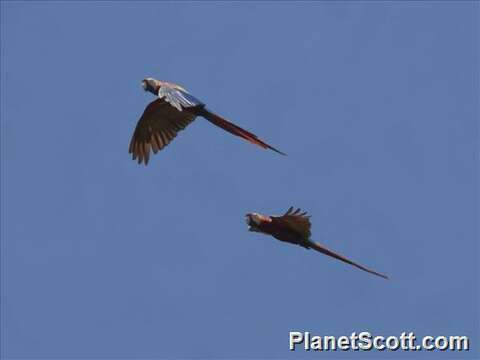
250, 213, 271, 225
251, 213, 262, 225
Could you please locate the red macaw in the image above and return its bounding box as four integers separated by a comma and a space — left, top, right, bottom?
245, 207, 388, 279
129, 78, 285, 165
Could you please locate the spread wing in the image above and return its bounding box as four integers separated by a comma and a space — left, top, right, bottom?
129, 98, 198, 165
274, 207, 312, 240
158, 84, 204, 111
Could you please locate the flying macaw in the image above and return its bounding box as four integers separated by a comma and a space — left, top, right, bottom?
245, 207, 389, 279
129, 78, 285, 165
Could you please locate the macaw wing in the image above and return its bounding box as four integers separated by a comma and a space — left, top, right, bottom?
129, 98, 197, 165
273, 207, 312, 240
158, 84, 204, 111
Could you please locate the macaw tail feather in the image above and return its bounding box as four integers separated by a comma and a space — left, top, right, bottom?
199, 108, 286, 155
307, 240, 389, 280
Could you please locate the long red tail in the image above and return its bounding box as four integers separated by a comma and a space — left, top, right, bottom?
308, 240, 389, 279
199, 108, 286, 155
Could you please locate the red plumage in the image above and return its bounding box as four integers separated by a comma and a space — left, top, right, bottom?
246, 207, 388, 279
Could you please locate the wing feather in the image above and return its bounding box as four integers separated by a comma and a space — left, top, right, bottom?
158, 84, 204, 111
129, 98, 198, 165
151, 134, 159, 153
274, 207, 312, 240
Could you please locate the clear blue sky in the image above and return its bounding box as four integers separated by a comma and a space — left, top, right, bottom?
1, 1, 478, 359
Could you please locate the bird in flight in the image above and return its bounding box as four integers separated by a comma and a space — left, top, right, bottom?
245, 207, 389, 279
129, 78, 285, 165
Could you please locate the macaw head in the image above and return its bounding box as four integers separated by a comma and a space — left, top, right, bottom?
141, 77, 161, 94
245, 212, 271, 232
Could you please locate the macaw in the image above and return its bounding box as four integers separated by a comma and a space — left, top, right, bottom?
245, 207, 388, 279
129, 78, 285, 165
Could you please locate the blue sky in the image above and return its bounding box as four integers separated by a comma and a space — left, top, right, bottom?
1, 1, 478, 359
